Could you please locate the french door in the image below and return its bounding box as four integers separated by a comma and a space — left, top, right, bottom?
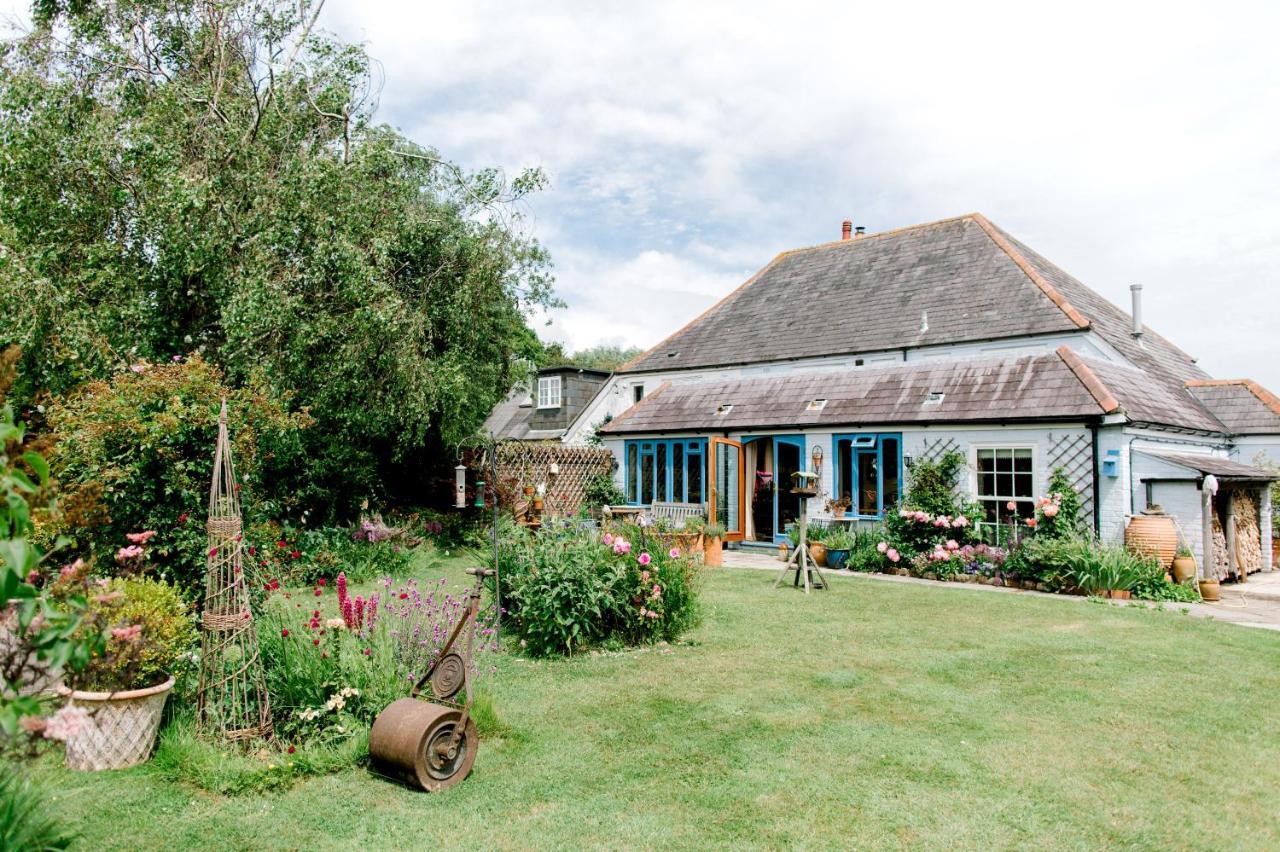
708, 437, 745, 542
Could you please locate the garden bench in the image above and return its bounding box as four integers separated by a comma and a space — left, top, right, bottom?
650, 501, 706, 526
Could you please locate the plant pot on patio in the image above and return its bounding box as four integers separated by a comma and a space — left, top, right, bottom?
57, 675, 175, 771
809, 542, 828, 567
826, 548, 850, 570
1199, 578, 1221, 601
1171, 552, 1197, 584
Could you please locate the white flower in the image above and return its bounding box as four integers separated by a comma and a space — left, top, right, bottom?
325, 618, 346, 629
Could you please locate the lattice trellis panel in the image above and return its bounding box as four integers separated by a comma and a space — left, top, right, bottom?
494, 442, 614, 518
915, 437, 960, 465
1046, 432, 1095, 526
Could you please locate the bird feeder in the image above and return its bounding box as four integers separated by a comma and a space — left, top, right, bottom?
473, 481, 485, 508
454, 464, 467, 509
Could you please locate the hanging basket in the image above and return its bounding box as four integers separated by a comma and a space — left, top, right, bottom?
57, 675, 175, 771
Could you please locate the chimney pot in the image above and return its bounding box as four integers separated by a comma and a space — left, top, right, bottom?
854, 226, 867, 238
841, 220, 852, 240
1130, 284, 1143, 338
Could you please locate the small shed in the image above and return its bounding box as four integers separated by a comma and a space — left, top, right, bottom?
1133, 450, 1276, 579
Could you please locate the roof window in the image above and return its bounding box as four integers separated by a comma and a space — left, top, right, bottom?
806, 398, 828, 412
715, 403, 734, 416
924, 391, 945, 405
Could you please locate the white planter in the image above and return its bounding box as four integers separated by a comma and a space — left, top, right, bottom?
57, 675, 175, 771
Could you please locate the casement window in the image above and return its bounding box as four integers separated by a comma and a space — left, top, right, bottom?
536, 376, 562, 409
625, 439, 706, 505
833, 433, 902, 518
633, 384, 645, 404
975, 447, 1035, 523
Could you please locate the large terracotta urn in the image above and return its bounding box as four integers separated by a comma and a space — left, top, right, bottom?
1126, 507, 1178, 568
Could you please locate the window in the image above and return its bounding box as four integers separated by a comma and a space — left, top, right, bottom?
976, 447, 1035, 523
625, 439, 706, 504
633, 384, 645, 404
536, 376, 562, 409
833, 434, 902, 518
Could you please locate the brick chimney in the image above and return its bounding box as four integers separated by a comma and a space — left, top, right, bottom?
841, 220, 852, 241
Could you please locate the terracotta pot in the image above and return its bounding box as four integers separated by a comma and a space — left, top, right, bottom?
703, 536, 723, 567
522, 486, 535, 496
832, 508, 846, 519
1171, 555, 1196, 584
58, 675, 175, 771
1125, 510, 1178, 568
1199, 579, 1221, 601
532, 498, 544, 511
777, 542, 789, 562
1107, 589, 1131, 600
809, 542, 828, 567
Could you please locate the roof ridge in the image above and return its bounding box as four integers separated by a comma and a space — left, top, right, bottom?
1186, 378, 1280, 417
1055, 346, 1120, 414
764, 212, 982, 258
972, 215, 1091, 330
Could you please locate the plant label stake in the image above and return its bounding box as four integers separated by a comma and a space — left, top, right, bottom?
368, 569, 492, 791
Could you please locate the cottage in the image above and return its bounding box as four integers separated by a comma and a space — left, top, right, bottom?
501, 213, 1279, 576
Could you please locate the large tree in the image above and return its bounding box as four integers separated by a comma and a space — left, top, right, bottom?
0, 0, 557, 513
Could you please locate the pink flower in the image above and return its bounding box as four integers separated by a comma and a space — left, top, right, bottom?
887, 548, 900, 563
126, 530, 156, 544
1026, 518, 1038, 528
638, 552, 651, 566
1043, 504, 1060, 518
945, 539, 959, 551
603, 533, 614, 546
337, 572, 348, 607
1006, 501, 1018, 512
932, 517, 948, 528
115, 545, 144, 563
129, 363, 146, 373
669, 548, 680, 558
914, 511, 929, 522
111, 624, 143, 641
43, 705, 90, 741
640, 570, 650, 582
877, 541, 889, 554
952, 516, 970, 528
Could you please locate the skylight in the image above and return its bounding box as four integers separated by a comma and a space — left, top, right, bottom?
806, 398, 828, 412
715, 403, 734, 416
924, 391, 945, 405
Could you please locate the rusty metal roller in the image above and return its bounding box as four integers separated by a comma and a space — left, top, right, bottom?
368, 698, 478, 791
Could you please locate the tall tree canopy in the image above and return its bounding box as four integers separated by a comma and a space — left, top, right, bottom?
0, 0, 558, 512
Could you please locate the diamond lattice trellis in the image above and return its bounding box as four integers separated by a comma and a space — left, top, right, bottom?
1046, 432, 1095, 526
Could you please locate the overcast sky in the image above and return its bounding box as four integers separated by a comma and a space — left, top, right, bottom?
7, 2, 1278, 387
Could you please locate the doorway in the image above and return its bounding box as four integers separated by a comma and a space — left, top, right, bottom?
743, 435, 804, 543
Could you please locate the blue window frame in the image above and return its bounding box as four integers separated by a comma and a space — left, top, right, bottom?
625, 439, 707, 505
832, 433, 903, 518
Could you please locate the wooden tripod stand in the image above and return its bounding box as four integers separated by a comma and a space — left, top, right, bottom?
775, 489, 828, 593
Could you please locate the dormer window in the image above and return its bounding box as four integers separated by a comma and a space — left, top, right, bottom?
537, 376, 562, 409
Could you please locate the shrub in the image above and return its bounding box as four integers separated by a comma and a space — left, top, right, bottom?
0, 765, 76, 850
246, 522, 417, 590
583, 472, 625, 509
1058, 540, 1152, 595
46, 357, 313, 595
1004, 535, 1089, 587
496, 521, 701, 656
904, 451, 966, 516
1031, 467, 1085, 539
69, 576, 198, 692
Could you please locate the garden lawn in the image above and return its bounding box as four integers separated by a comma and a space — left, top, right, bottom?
37, 558, 1280, 850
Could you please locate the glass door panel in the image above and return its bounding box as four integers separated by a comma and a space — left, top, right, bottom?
709, 438, 744, 540
774, 436, 804, 543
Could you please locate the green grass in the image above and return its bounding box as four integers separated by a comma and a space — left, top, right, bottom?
34, 557, 1280, 850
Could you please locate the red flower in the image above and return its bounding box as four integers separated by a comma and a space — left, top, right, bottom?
281, 629, 289, 637
399, 592, 408, 600
248, 546, 255, 555
208, 547, 218, 557
290, 550, 300, 560
178, 513, 189, 524
317, 578, 326, 587
233, 483, 241, 492
277, 540, 287, 549
314, 589, 322, 597
313, 638, 320, 646
287, 746, 296, 754
363, 648, 371, 656
312, 610, 320, 617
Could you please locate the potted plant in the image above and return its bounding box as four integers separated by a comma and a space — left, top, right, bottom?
701, 522, 727, 567
1171, 545, 1197, 584
807, 523, 828, 567
825, 495, 851, 519
1199, 576, 1221, 602
823, 528, 854, 570
57, 574, 196, 771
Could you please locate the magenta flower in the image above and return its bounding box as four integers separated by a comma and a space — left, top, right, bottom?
638, 552, 651, 566
668, 548, 680, 558
603, 533, 614, 546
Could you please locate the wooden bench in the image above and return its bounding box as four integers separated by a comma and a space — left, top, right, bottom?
650, 501, 706, 526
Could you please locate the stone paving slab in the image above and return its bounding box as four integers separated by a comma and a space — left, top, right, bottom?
722, 549, 1280, 633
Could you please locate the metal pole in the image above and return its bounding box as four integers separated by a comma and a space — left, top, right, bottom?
489, 435, 501, 636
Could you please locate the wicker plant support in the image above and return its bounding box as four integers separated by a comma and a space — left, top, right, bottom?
195, 400, 273, 744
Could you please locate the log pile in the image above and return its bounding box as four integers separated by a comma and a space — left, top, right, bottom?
1235, 491, 1263, 574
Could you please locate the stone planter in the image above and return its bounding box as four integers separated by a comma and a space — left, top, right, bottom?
58, 675, 175, 771
1171, 555, 1196, 584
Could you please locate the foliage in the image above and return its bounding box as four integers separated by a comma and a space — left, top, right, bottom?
0, 0, 558, 512
1131, 573, 1201, 603
1004, 535, 1085, 586
1031, 467, 1085, 539
0, 765, 76, 851
904, 451, 965, 516
583, 472, 625, 509
495, 521, 701, 656
0, 402, 99, 753
69, 576, 197, 693
883, 506, 980, 558
1254, 451, 1280, 535
538, 343, 643, 373
246, 521, 419, 590
842, 526, 889, 572
1058, 540, 1153, 594
46, 358, 312, 594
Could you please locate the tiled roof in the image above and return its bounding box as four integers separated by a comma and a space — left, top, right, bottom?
1136, 450, 1279, 480
602, 352, 1106, 434
1080, 356, 1225, 433
482, 391, 565, 441
620, 215, 1085, 373
1184, 380, 1280, 435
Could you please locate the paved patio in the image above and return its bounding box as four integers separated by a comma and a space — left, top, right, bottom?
722, 548, 1280, 632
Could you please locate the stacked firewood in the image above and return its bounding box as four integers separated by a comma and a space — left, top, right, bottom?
1235, 491, 1263, 573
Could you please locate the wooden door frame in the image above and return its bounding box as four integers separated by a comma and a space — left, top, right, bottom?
708, 437, 746, 542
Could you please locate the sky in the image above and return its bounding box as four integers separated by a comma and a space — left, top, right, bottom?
6, 1, 1279, 387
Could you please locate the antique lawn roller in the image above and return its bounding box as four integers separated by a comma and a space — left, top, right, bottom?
368, 568, 490, 791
